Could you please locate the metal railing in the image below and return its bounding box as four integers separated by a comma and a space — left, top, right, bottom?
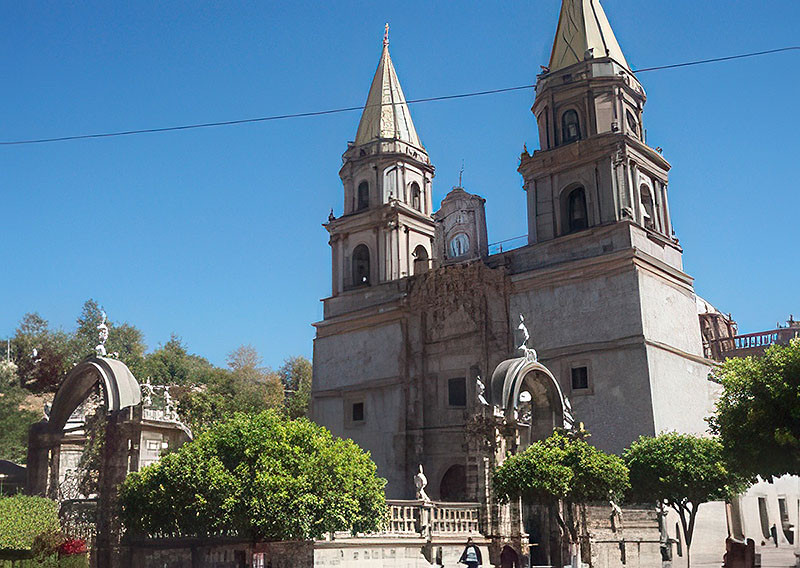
712, 328, 799, 358
488, 235, 528, 256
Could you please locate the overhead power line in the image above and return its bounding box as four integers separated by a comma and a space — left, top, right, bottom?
0, 85, 534, 147
634, 46, 799, 73
2, 46, 797, 147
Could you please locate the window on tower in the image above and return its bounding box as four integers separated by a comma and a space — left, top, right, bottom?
562, 109, 581, 144
411, 182, 422, 212
640, 185, 656, 230
352, 245, 371, 287
567, 187, 589, 233
626, 109, 639, 137
357, 181, 370, 211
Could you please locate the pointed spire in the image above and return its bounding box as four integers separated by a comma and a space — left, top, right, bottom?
354, 26, 422, 148
548, 0, 630, 73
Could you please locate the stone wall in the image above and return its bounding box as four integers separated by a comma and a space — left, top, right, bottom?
585, 505, 662, 568
121, 539, 313, 568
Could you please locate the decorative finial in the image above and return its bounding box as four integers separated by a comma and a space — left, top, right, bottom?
458, 160, 464, 188
383, 23, 389, 47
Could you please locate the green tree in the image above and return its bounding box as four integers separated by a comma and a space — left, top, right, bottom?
142, 335, 216, 386
709, 338, 800, 480
119, 411, 386, 540
177, 346, 284, 433
623, 433, 747, 568
279, 356, 312, 419
0, 381, 39, 464
11, 313, 72, 392
493, 431, 629, 564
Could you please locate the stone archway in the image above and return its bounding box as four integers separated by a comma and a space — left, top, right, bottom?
490, 356, 571, 447
27, 357, 141, 497
27, 356, 141, 568
488, 355, 574, 566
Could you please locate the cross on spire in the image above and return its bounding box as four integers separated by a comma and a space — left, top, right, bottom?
383, 23, 389, 47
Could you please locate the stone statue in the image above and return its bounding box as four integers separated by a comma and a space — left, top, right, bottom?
563, 395, 575, 430
516, 314, 538, 362
164, 387, 176, 420
414, 464, 430, 502
95, 311, 109, 357
142, 379, 154, 407
476, 376, 489, 406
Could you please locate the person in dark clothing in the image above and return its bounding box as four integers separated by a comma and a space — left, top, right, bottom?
459, 538, 483, 568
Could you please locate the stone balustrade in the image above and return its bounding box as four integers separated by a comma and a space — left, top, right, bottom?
343, 500, 482, 540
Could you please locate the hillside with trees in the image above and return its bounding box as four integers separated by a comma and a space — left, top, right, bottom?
0, 300, 313, 464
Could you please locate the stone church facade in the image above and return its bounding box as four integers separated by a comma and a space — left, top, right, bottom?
312, 0, 718, 509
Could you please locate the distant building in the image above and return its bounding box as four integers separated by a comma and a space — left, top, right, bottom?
700, 310, 799, 360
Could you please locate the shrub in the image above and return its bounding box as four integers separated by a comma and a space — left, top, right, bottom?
0, 495, 60, 550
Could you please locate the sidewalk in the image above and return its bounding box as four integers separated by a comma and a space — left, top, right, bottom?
758, 547, 798, 568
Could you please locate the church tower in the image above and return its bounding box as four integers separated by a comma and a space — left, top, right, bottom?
325, 29, 436, 295
521, 0, 672, 242
510, 0, 716, 451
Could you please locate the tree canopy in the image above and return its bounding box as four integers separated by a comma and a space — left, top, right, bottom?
1, 300, 314, 463
119, 411, 386, 540
0, 381, 40, 464
709, 338, 800, 479
624, 433, 747, 568
493, 431, 630, 506
176, 346, 285, 433
279, 356, 313, 419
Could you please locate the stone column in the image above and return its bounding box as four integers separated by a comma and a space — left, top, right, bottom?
26, 424, 59, 497
95, 412, 139, 568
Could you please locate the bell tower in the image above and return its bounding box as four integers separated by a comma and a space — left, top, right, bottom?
520, 0, 674, 243
325, 27, 436, 296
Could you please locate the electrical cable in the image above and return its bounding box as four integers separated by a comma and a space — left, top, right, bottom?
634, 46, 799, 73
1, 47, 797, 147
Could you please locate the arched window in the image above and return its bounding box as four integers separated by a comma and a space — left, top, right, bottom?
640, 185, 655, 230
357, 182, 369, 211
410, 182, 421, 212
352, 245, 370, 287
562, 110, 581, 144
412, 245, 429, 275
567, 187, 588, 233
439, 464, 467, 502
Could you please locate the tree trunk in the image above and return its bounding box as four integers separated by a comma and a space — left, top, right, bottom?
675, 502, 698, 568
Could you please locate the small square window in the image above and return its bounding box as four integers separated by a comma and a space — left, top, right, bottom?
352, 402, 364, 422
448, 377, 467, 407
571, 367, 589, 390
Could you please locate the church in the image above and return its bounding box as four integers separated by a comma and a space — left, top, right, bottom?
311, 0, 717, 503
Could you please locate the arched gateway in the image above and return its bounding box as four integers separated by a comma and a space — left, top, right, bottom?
489, 354, 574, 445
27, 357, 143, 568
27, 356, 142, 496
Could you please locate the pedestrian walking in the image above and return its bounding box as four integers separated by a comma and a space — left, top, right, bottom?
459, 537, 483, 568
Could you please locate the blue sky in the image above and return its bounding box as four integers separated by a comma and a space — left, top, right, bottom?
2, 1, 798, 368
